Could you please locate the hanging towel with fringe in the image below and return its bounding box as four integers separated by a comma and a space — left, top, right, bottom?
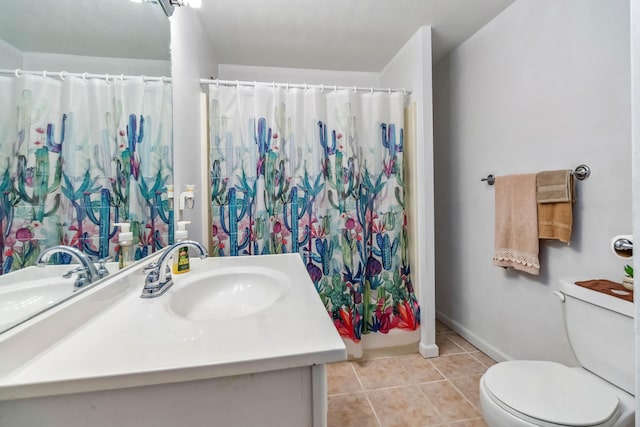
493, 174, 540, 275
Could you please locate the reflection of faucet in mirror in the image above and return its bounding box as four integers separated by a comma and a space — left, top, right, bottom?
0, 0, 173, 334
37, 246, 101, 289
141, 240, 208, 298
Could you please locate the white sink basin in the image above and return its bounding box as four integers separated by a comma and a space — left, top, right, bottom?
0, 278, 72, 331
0, 262, 120, 333
168, 267, 290, 320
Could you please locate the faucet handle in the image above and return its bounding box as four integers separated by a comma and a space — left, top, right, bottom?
96, 257, 112, 278
143, 262, 159, 273
73, 268, 92, 289
63, 265, 85, 279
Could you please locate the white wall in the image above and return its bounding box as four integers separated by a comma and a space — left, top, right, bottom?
631, 0, 640, 413
0, 39, 22, 68
170, 7, 219, 244
218, 64, 379, 87
22, 53, 171, 76
433, 0, 631, 364
379, 27, 437, 358
0, 38, 170, 76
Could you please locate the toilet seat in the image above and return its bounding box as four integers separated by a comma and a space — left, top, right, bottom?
482, 361, 621, 427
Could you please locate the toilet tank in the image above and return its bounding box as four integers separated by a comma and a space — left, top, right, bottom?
559, 278, 634, 395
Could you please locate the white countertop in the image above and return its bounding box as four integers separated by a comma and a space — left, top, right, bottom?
0, 254, 346, 400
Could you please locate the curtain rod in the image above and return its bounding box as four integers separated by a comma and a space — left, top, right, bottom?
0, 69, 171, 83
200, 78, 411, 95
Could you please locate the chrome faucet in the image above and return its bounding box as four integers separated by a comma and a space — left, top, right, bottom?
37, 245, 102, 289
141, 240, 208, 298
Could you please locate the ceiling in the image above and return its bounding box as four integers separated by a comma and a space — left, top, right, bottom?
0, 0, 516, 71
0, 0, 171, 61
196, 0, 515, 70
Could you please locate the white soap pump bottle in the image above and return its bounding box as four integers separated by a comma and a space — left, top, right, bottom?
114, 222, 134, 269
173, 220, 191, 274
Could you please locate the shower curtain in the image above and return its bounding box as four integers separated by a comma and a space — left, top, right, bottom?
0, 74, 173, 273
208, 85, 419, 342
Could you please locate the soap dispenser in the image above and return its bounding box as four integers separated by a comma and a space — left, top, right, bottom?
173, 220, 191, 274
114, 222, 134, 269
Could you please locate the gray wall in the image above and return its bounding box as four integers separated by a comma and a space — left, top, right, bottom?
380, 27, 438, 357
170, 7, 219, 244
433, 0, 631, 364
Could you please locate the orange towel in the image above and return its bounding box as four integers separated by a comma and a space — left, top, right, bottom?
537, 170, 574, 243
493, 174, 540, 275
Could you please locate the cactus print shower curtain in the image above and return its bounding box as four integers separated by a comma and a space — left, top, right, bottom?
0, 75, 173, 273
208, 85, 419, 342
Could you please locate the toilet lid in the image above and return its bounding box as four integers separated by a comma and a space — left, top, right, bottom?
484, 361, 620, 426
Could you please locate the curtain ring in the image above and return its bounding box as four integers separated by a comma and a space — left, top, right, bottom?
320, 84, 324, 92
286, 83, 289, 90
272, 81, 276, 89
105, 73, 109, 83
353, 86, 357, 93
236, 80, 240, 87
160, 76, 166, 85
140, 75, 146, 83
42, 70, 47, 79
334, 85, 337, 92
215, 79, 219, 88
120, 74, 125, 81
402, 88, 407, 95
370, 87, 373, 94
388, 88, 391, 94
82, 72, 88, 81
59, 71, 67, 81
304, 83, 307, 91
14, 69, 21, 78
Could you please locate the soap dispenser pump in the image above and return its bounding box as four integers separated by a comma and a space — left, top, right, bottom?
173, 220, 191, 274
114, 222, 134, 269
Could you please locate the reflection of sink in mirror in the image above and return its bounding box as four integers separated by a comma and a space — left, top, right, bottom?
0, 263, 119, 333
169, 267, 290, 320
0, 0, 172, 333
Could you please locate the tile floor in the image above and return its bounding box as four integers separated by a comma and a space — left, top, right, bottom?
327, 320, 496, 427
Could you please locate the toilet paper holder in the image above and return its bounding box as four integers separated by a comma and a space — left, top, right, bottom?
613, 238, 633, 252
612, 235, 633, 259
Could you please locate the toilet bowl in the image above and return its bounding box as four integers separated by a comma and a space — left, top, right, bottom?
479, 278, 635, 427
479, 361, 634, 427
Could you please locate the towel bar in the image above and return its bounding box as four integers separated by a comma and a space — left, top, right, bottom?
481, 174, 496, 185
572, 164, 590, 181
481, 164, 590, 186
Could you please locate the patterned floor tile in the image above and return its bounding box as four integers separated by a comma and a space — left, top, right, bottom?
352, 357, 412, 390
430, 354, 487, 379
420, 380, 480, 422
327, 361, 363, 395
367, 386, 443, 427
328, 393, 380, 427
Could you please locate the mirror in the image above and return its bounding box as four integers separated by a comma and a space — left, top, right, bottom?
0, 0, 172, 333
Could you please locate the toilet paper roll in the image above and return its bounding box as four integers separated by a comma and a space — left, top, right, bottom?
611, 234, 633, 259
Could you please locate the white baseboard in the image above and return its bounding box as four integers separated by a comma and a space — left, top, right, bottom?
435, 310, 510, 362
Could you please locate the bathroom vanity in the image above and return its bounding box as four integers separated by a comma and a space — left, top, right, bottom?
0, 253, 346, 427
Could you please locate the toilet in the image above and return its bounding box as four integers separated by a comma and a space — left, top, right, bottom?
479, 278, 635, 427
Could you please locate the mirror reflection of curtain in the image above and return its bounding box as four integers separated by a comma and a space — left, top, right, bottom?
208, 85, 419, 342
0, 75, 174, 273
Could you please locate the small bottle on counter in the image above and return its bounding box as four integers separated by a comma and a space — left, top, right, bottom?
173, 221, 191, 274
115, 222, 135, 270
